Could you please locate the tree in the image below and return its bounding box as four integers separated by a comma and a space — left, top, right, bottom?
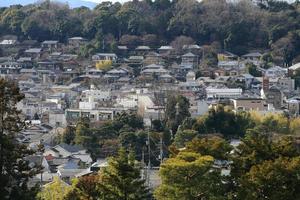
119, 35, 142, 49
230, 129, 300, 199
114, 112, 144, 130
0, 79, 40, 199
97, 148, 151, 200
65, 175, 100, 200
185, 136, 232, 160
142, 34, 160, 47
238, 156, 300, 200
173, 129, 198, 148
61, 125, 76, 145
37, 177, 71, 200
165, 95, 190, 134
170, 36, 195, 54
193, 106, 254, 137
154, 152, 225, 200
247, 63, 262, 77
74, 119, 91, 146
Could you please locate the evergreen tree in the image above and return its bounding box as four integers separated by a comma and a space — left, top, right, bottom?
165, 95, 190, 134
98, 148, 151, 200
0, 79, 40, 199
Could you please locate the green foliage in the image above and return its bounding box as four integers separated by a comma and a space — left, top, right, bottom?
37, 177, 71, 200
65, 175, 100, 200
98, 148, 151, 200
185, 136, 232, 160
173, 129, 198, 148
193, 106, 254, 137
165, 95, 190, 134
61, 126, 76, 145
239, 156, 300, 200
230, 129, 300, 199
0, 79, 40, 199
247, 63, 262, 77
154, 152, 225, 200
2, 1, 300, 62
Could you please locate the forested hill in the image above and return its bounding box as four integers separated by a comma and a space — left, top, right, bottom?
1, 0, 300, 66
0, 0, 97, 9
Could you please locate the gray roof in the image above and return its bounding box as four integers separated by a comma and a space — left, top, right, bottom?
242, 52, 262, 57
158, 46, 174, 50
25, 48, 42, 53
182, 52, 196, 57
136, 46, 151, 50
56, 143, 85, 153
42, 40, 58, 44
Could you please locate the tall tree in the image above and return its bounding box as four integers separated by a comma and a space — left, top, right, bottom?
165, 95, 190, 134
98, 148, 150, 200
0, 79, 39, 199
154, 152, 225, 200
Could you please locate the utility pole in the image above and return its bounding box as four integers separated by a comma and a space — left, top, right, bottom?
141, 148, 145, 180
146, 129, 151, 187
159, 133, 163, 164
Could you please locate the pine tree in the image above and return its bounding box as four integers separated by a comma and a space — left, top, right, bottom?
98, 148, 151, 200
0, 79, 40, 199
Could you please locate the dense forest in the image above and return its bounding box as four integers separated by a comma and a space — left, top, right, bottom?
1, 0, 300, 65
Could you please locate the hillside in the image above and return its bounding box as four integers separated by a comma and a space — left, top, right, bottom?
0, 0, 97, 8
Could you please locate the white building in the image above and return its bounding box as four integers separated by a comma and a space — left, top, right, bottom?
206, 87, 243, 99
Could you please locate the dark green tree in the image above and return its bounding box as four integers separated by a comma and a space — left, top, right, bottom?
165, 95, 190, 134
0, 79, 40, 199
98, 148, 151, 200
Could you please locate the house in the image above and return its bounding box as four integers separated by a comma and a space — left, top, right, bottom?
20, 68, 37, 76
24, 48, 42, 58
0, 61, 21, 74
143, 52, 163, 65
17, 57, 33, 68
288, 63, 300, 76
234, 74, 255, 89
65, 107, 129, 123
181, 52, 199, 68
106, 68, 129, 78
287, 98, 300, 116
42, 40, 59, 51
182, 44, 202, 55
44, 143, 90, 160
231, 97, 267, 112
261, 86, 284, 109
158, 46, 174, 55
135, 46, 151, 55
217, 51, 238, 61
80, 84, 111, 104
206, 87, 243, 100
48, 110, 67, 127
178, 81, 204, 92
265, 66, 287, 78
140, 64, 169, 77
218, 61, 246, 76
92, 53, 117, 63
68, 37, 87, 48
37, 60, 63, 71
87, 69, 103, 77
277, 77, 295, 91
242, 52, 262, 61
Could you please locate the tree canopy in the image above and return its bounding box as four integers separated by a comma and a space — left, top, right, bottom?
2, 0, 300, 64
